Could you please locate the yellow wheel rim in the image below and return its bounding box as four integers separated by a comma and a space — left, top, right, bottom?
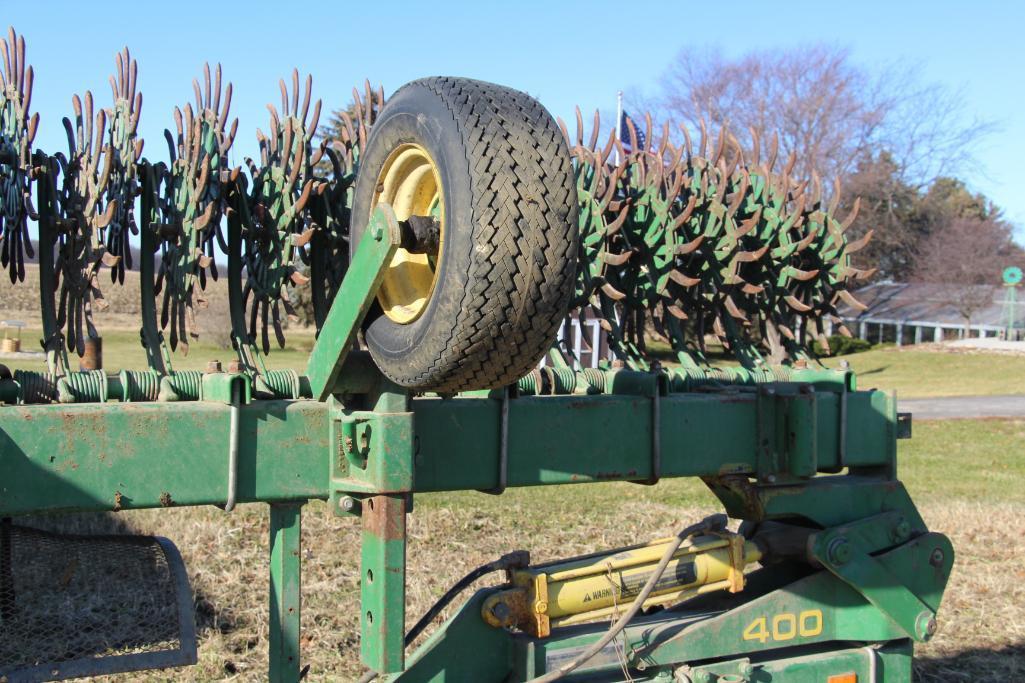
372, 143, 445, 324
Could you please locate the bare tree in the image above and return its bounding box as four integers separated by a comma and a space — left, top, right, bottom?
911, 217, 1019, 331
637, 45, 993, 188
632, 45, 998, 283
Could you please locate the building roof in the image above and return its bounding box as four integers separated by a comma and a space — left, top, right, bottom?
839, 281, 1021, 327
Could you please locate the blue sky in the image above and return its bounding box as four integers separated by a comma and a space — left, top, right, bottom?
5, 1, 1023, 240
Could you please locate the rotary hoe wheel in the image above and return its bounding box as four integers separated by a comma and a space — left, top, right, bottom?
350, 77, 579, 393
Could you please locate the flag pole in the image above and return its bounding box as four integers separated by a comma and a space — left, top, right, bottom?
614, 90, 623, 165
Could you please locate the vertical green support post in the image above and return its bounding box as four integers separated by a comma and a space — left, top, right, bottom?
269, 503, 303, 682
361, 493, 407, 674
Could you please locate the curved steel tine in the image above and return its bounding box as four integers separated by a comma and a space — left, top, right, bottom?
192, 75, 202, 113
589, 109, 600, 151
279, 78, 289, 116
308, 99, 322, 139
841, 197, 860, 230
15, 32, 24, 91
364, 79, 373, 125
300, 73, 312, 126
828, 175, 841, 215
291, 69, 300, 117
1, 37, 10, 86
766, 130, 778, 172
220, 82, 233, 127
698, 119, 708, 158
108, 74, 119, 102
212, 63, 222, 118
203, 63, 214, 108
556, 116, 571, 145
351, 86, 365, 126
749, 127, 760, 167
657, 121, 669, 159
573, 106, 584, 147
22, 63, 32, 116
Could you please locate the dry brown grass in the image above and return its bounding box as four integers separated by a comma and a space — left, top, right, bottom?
20, 489, 1018, 682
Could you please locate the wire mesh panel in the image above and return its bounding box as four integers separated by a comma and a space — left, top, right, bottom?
0, 521, 196, 681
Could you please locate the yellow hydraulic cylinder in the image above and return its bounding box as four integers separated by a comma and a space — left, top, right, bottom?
482, 532, 761, 637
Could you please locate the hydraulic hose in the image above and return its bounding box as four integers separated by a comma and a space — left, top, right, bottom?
356, 550, 530, 683
525, 514, 727, 683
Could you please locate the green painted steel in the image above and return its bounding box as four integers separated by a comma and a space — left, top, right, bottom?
306, 205, 403, 402
269, 503, 304, 682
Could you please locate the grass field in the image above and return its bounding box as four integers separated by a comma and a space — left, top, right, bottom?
16, 418, 1020, 682
5, 328, 1025, 401
825, 346, 1025, 399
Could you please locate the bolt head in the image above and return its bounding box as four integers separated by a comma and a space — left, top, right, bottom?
534, 601, 548, 614
490, 602, 510, 621
227, 359, 244, 374
930, 548, 945, 567
339, 496, 356, 512
915, 611, 938, 640
828, 537, 852, 565
372, 225, 383, 241
206, 359, 223, 374
893, 519, 911, 542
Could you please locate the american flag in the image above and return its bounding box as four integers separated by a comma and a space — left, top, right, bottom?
618, 110, 646, 153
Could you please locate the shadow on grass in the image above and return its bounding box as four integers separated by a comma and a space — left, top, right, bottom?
16, 511, 239, 638
915, 642, 1025, 682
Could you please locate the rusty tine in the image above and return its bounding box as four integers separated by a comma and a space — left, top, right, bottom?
308, 99, 322, 139
108, 74, 119, 102
363, 79, 374, 125
841, 197, 860, 230
836, 289, 867, 311
669, 270, 701, 287
712, 123, 727, 167
749, 127, 760, 167
212, 64, 222, 119
588, 110, 600, 151
192, 77, 202, 113
679, 124, 692, 160
573, 107, 584, 147
300, 74, 312, 126
828, 176, 841, 215
556, 116, 571, 145
22, 64, 32, 115
844, 228, 873, 254
698, 119, 708, 158
1, 37, 10, 86
221, 82, 233, 126
601, 129, 617, 161
290, 69, 299, 117
783, 151, 797, 179
351, 86, 364, 124
279, 78, 289, 116
16, 32, 24, 91
601, 250, 632, 266
766, 131, 778, 172
657, 121, 670, 159
727, 171, 749, 217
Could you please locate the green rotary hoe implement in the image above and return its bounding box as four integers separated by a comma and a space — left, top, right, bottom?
0, 27, 949, 683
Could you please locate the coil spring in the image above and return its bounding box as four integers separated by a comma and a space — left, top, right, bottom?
57, 370, 107, 403
120, 370, 160, 402
580, 367, 608, 393
14, 370, 56, 404
261, 369, 301, 399
164, 370, 203, 401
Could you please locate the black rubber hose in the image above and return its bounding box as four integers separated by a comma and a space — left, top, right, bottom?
356, 550, 530, 683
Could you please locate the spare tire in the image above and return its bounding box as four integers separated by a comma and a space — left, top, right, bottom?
350, 77, 578, 393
